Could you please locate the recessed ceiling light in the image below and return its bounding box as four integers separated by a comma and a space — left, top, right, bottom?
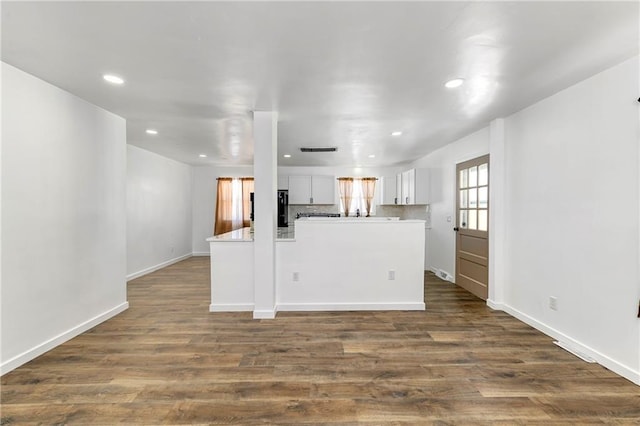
145, 129, 158, 135
391, 131, 403, 136
199, 154, 207, 158
283, 154, 292, 158
368, 154, 376, 158
103, 74, 124, 85
445, 78, 465, 88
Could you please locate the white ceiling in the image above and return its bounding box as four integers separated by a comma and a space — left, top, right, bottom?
2, 1, 638, 167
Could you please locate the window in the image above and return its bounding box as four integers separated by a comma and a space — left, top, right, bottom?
338, 178, 377, 216
214, 177, 254, 235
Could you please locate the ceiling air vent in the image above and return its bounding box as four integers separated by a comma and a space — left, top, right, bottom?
300, 147, 338, 153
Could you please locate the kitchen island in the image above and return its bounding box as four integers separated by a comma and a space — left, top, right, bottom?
207, 218, 425, 315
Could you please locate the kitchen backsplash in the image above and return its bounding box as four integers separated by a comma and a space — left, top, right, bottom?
288, 204, 340, 224
288, 204, 431, 228
377, 204, 431, 227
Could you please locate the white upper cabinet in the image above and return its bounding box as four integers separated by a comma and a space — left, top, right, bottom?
277, 175, 289, 190
311, 175, 335, 204
287, 175, 335, 204
380, 175, 399, 205
288, 175, 312, 204
383, 168, 429, 205
401, 169, 413, 204
405, 168, 430, 205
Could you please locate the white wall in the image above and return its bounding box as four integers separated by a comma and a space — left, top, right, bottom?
411, 127, 490, 279
126, 145, 193, 279
1, 63, 128, 373
411, 56, 640, 384
502, 56, 639, 383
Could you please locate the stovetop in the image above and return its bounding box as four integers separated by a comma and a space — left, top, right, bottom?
295, 212, 341, 219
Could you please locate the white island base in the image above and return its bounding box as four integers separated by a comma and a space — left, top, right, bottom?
207, 218, 425, 316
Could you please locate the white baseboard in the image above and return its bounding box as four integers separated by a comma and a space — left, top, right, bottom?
253, 309, 277, 319
209, 303, 254, 312
192, 252, 210, 257
127, 253, 192, 281
277, 302, 426, 312
0, 302, 129, 375
430, 267, 454, 283
489, 301, 640, 386
486, 299, 501, 310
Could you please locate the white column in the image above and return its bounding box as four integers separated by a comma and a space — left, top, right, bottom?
252, 111, 278, 319
488, 118, 506, 308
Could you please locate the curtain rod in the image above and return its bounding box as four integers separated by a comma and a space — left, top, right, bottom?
337, 177, 378, 180
216, 176, 254, 180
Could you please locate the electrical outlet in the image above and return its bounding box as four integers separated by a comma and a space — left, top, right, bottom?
292, 272, 299, 282
388, 270, 395, 280
549, 296, 558, 311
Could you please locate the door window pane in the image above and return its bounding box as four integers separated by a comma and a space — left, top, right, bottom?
468, 209, 477, 230
468, 166, 478, 187
459, 169, 468, 188
468, 188, 477, 208
478, 163, 488, 186
460, 189, 468, 208
460, 210, 468, 229
478, 187, 488, 208
478, 209, 488, 231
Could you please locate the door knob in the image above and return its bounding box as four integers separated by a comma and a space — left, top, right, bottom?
453, 227, 459, 232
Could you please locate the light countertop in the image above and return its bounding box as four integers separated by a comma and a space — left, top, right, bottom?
206, 218, 425, 243
207, 227, 295, 242
295, 217, 424, 224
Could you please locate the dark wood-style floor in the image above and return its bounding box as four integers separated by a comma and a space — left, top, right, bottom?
2, 257, 639, 424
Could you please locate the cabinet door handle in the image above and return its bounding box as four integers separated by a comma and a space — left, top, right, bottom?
406, 197, 409, 204
310, 197, 313, 204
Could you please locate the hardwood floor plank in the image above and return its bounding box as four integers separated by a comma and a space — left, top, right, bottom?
164, 399, 358, 424
0, 383, 140, 404
310, 381, 482, 399
533, 395, 640, 418
2, 257, 638, 425
133, 381, 312, 402
354, 397, 554, 422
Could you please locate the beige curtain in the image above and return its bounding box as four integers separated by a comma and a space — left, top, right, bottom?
337, 177, 354, 216
361, 177, 377, 217
241, 177, 254, 228
214, 177, 234, 235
